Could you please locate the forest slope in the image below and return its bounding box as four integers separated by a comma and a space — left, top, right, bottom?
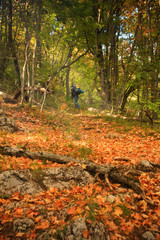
0, 103, 160, 240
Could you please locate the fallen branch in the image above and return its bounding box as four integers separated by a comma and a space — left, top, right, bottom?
0, 145, 155, 201
114, 157, 131, 162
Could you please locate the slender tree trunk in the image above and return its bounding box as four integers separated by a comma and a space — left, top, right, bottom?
8, 0, 12, 49
66, 66, 71, 98
120, 85, 136, 112
147, 2, 157, 106
0, 0, 9, 82
40, 90, 47, 112
29, 39, 37, 105
8, 0, 21, 85
110, 33, 119, 114
20, 44, 28, 104
37, 0, 42, 68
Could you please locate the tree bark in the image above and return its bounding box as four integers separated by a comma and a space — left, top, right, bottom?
120, 85, 136, 111
66, 65, 71, 98
8, 0, 21, 85
20, 44, 29, 104
29, 39, 37, 105
0, 145, 151, 196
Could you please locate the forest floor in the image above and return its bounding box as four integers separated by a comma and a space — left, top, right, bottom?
0, 103, 160, 240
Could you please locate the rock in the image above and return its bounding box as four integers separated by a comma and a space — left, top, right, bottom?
66, 236, 74, 240
64, 218, 87, 240
142, 231, 156, 240
0, 91, 5, 96
0, 170, 43, 195
36, 230, 55, 240
43, 166, 94, 190
0, 166, 94, 196
13, 218, 35, 232
63, 218, 87, 240
137, 160, 153, 172
72, 218, 87, 237
64, 218, 108, 240
107, 195, 116, 203
88, 107, 98, 113
88, 221, 108, 240
0, 116, 18, 132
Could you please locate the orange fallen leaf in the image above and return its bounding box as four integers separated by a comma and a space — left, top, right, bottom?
83, 230, 90, 239
51, 216, 59, 224
11, 192, 21, 201
107, 221, 118, 231
35, 216, 42, 223
14, 208, 23, 217
139, 200, 147, 212
96, 195, 106, 205
16, 232, 25, 237
36, 219, 50, 230
114, 206, 123, 216
27, 211, 39, 218
68, 206, 76, 215
0, 208, 4, 212
142, 213, 148, 219
156, 208, 160, 217
44, 198, 51, 204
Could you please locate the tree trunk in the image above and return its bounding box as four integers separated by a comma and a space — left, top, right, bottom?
0, 0, 9, 82
66, 66, 71, 98
20, 44, 28, 104
8, 0, 21, 85
29, 39, 37, 105
120, 85, 136, 111
37, 0, 42, 68
96, 37, 111, 109
40, 90, 47, 112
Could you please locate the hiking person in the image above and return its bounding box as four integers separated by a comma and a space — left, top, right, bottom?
71, 84, 84, 108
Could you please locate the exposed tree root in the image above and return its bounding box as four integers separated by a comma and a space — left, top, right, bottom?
0, 145, 158, 206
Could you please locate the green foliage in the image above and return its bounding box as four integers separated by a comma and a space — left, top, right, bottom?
78, 146, 93, 159
0, 194, 10, 199
118, 204, 131, 217
54, 226, 67, 240
1, 0, 159, 119
2, 64, 19, 94
73, 133, 81, 140
85, 199, 100, 222
143, 101, 160, 116
67, 143, 74, 149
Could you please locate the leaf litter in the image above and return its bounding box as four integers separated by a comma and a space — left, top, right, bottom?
0, 104, 159, 239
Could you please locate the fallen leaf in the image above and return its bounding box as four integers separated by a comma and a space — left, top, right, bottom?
107, 221, 118, 231
35, 216, 42, 223
16, 232, 25, 237
83, 230, 90, 239
68, 206, 76, 215
114, 206, 123, 216
14, 208, 23, 217
36, 219, 50, 229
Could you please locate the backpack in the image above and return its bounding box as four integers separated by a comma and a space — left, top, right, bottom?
77, 88, 84, 95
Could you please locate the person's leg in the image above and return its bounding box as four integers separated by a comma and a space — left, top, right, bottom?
74, 96, 79, 108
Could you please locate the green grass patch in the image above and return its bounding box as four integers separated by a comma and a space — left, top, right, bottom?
77, 146, 93, 159
85, 200, 100, 222
118, 204, 131, 217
